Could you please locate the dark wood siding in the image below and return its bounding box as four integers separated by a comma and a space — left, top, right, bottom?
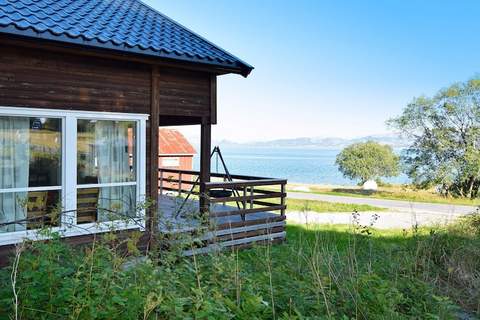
157, 68, 211, 117
0, 41, 219, 258
0, 45, 151, 113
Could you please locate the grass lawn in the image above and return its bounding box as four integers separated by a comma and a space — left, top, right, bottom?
287, 184, 480, 206
237, 220, 480, 318
286, 198, 385, 212
1, 175, 474, 318
2, 214, 479, 318
220, 198, 385, 213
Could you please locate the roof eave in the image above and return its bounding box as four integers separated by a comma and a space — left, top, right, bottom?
0, 25, 254, 77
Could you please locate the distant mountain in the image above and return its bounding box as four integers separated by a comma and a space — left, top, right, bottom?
217, 134, 410, 149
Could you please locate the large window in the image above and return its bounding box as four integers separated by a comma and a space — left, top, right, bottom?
0, 107, 147, 244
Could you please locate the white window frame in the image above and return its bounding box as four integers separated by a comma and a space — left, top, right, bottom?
0, 106, 148, 246
161, 156, 181, 167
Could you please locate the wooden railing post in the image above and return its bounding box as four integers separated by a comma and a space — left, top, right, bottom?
178, 172, 183, 195
242, 186, 247, 221
249, 187, 254, 209
281, 183, 286, 218
159, 169, 163, 195
199, 118, 211, 214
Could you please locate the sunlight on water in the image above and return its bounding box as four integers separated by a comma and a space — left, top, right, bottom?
194, 146, 410, 186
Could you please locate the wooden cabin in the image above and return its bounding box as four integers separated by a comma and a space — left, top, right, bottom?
0, 0, 287, 263
158, 128, 196, 173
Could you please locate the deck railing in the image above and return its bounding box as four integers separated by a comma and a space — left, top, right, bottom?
159, 168, 287, 220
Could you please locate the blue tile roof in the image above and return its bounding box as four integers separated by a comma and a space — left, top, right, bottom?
0, 0, 253, 76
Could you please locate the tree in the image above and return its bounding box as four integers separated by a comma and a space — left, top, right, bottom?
388, 77, 480, 198
335, 141, 400, 184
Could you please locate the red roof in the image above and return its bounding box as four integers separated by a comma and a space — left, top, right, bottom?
159, 129, 196, 155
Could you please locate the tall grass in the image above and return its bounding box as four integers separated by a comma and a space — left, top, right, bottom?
0, 210, 479, 319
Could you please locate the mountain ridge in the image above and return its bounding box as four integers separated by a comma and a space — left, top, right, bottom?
216, 134, 410, 149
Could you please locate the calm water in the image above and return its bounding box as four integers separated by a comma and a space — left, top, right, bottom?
193, 146, 409, 186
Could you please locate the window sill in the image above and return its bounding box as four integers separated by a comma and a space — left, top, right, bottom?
0, 219, 146, 246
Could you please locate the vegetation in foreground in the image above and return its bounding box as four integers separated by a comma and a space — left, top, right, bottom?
286, 198, 385, 213
1, 212, 479, 319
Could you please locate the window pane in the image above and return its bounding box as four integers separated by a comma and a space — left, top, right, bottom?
0, 190, 61, 233
161, 157, 180, 167
77, 186, 137, 224
77, 120, 136, 185
0, 116, 61, 189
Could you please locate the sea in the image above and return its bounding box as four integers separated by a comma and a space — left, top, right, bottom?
193, 146, 410, 186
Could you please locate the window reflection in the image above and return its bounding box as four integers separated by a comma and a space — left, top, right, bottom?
29, 118, 62, 187
0, 190, 61, 232
77, 186, 136, 224
77, 120, 136, 185
0, 116, 62, 233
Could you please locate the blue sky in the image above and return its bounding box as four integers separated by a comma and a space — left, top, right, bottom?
144, 0, 480, 142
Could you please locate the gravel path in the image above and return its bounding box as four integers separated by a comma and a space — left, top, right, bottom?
286, 192, 478, 229
286, 210, 467, 229
288, 192, 476, 215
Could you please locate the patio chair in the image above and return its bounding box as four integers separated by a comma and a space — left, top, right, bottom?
26, 191, 49, 230
77, 188, 99, 224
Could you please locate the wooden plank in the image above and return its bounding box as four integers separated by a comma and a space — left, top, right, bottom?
214, 226, 285, 242
168, 222, 285, 245
211, 205, 286, 218
199, 118, 211, 213
209, 192, 286, 203
196, 221, 285, 240
0, 45, 151, 114
215, 215, 286, 230
205, 179, 288, 189
183, 231, 286, 256
159, 168, 274, 181
210, 75, 217, 124
157, 68, 211, 117
148, 66, 160, 232
158, 115, 202, 126
252, 200, 280, 207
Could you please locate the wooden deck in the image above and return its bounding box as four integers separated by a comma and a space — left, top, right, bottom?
158, 195, 286, 255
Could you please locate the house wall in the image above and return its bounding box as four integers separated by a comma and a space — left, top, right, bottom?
159, 155, 194, 171
0, 44, 151, 113
157, 68, 212, 118
0, 43, 214, 188
0, 41, 216, 264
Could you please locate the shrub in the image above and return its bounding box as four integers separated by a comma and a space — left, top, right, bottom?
336, 141, 400, 184
2, 214, 478, 319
